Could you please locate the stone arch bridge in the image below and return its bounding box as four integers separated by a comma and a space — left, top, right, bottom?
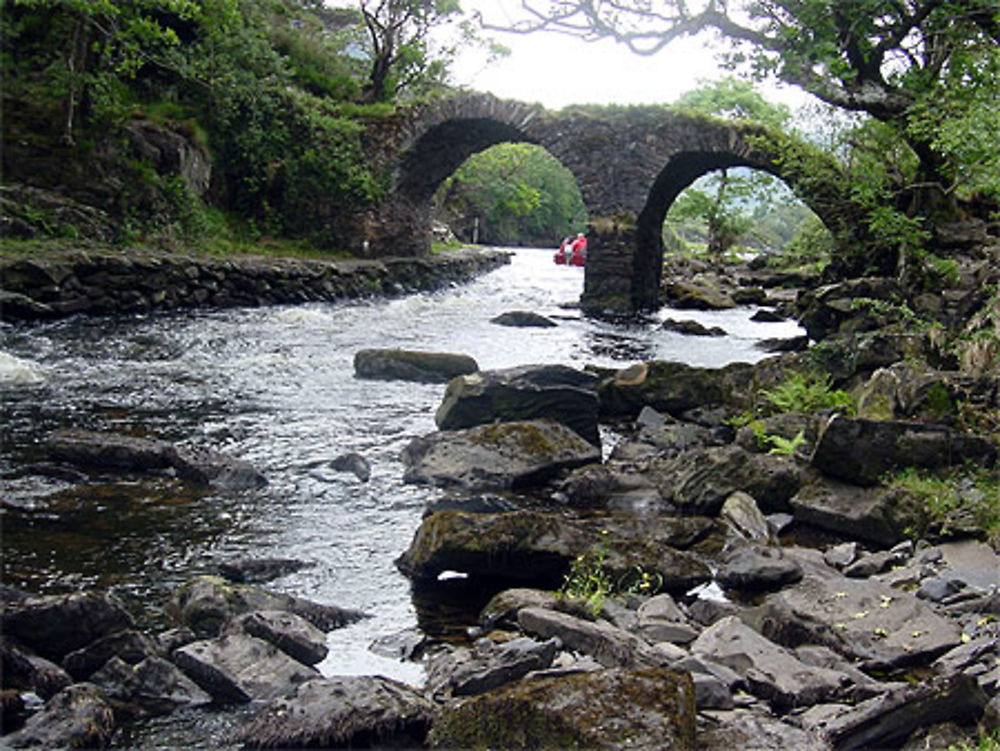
361, 93, 849, 313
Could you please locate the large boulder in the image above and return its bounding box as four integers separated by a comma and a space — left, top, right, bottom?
0, 640, 72, 699
167, 575, 367, 638
427, 668, 697, 750
425, 636, 560, 698
234, 675, 437, 749
796, 277, 901, 341
61, 629, 160, 681
809, 416, 996, 486
648, 445, 802, 515
395, 509, 715, 592
352, 348, 478, 383
1, 590, 134, 662
597, 360, 756, 420
222, 610, 328, 666
401, 419, 601, 491
172, 633, 318, 704
435, 364, 600, 446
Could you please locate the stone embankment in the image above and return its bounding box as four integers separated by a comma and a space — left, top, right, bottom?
0, 246, 511, 322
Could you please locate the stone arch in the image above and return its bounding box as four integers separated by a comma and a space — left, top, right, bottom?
365, 95, 850, 312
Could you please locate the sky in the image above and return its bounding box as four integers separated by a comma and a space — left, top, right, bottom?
442, 0, 811, 111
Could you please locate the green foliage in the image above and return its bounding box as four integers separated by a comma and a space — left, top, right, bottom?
558, 537, 662, 616
947, 729, 1000, 751
764, 430, 807, 456
771, 213, 833, 271
435, 143, 586, 246
759, 370, 856, 417
559, 546, 614, 616
889, 466, 1000, 546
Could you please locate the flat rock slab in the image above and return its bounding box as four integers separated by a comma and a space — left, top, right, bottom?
698, 709, 831, 751
173, 634, 318, 704
518, 607, 668, 669
401, 418, 601, 491
810, 416, 996, 486
691, 616, 851, 711
427, 668, 697, 750
352, 348, 478, 383
795, 674, 988, 751
758, 550, 962, 670
91, 656, 212, 715
235, 675, 436, 749
789, 476, 920, 546
45, 429, 266, 490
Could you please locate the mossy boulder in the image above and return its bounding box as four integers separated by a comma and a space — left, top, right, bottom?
402, 419, 601, 491
427, 668, 697, 750
394, 509, 716, 592
435, 364, 600, 446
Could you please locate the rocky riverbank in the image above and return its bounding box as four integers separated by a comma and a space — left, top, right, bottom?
3, 237, 999, 748
0, 245, 511, 322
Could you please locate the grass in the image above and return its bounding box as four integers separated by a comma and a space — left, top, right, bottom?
948, 730, 1000, 751
888, 466, 1000, 547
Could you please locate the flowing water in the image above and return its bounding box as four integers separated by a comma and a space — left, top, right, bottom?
0, 247, 801, 745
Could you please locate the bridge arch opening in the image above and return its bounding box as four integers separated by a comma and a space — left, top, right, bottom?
631, 151, 835, 309
432, 142, 587, 248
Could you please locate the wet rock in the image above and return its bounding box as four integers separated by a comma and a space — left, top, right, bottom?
61, 629, 160, 681
435, 364, 601, 446
796, 674, 988, 751
518, 607, 667, 669
479, 588, 560, 630
490, 310, 557, 327
698, 709, 831, 751
720, 491, 773, 543
235, 675, 436, 749
222, 610, 328, 666
172, 633, 318, 704
0, 640, 72, 699
662, 318, 727, 336
758, 549, 962, 671
789, 475, 922, 546
218, 557, 315, 584
427, 667, 697, 750
691, 616, 851, 711
750, 309, 786, 323
665, 279, 737, 311
1, 590, 134, 662
717, 546, 803, 592
329, 452, 371, 482
2, 683, 115, 749
44, 429, 266, 490
401, 419, 601, 491
91, 655, 212, 716
597, 360, 755, 420
168, 575, 367, 638
352, 348, 478, 383
637, 594, 699, 645
395, 509, 714, 592
809, 415, 995, 486
755, 335, 810, 353
425, 636, 560, 698
649, 445, 802, 515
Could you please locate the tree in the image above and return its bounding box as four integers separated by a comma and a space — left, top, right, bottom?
434, 143, 586, 246
666, 78, 800, 256
484, 0, 1000, 217
354, 0, 462, 102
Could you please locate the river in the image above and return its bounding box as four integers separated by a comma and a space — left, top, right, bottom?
0, 246, 801, 745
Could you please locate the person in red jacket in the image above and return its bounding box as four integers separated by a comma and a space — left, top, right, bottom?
570, 233, 587, 266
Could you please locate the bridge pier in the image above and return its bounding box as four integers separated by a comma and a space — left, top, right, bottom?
581, 223, 663, 315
